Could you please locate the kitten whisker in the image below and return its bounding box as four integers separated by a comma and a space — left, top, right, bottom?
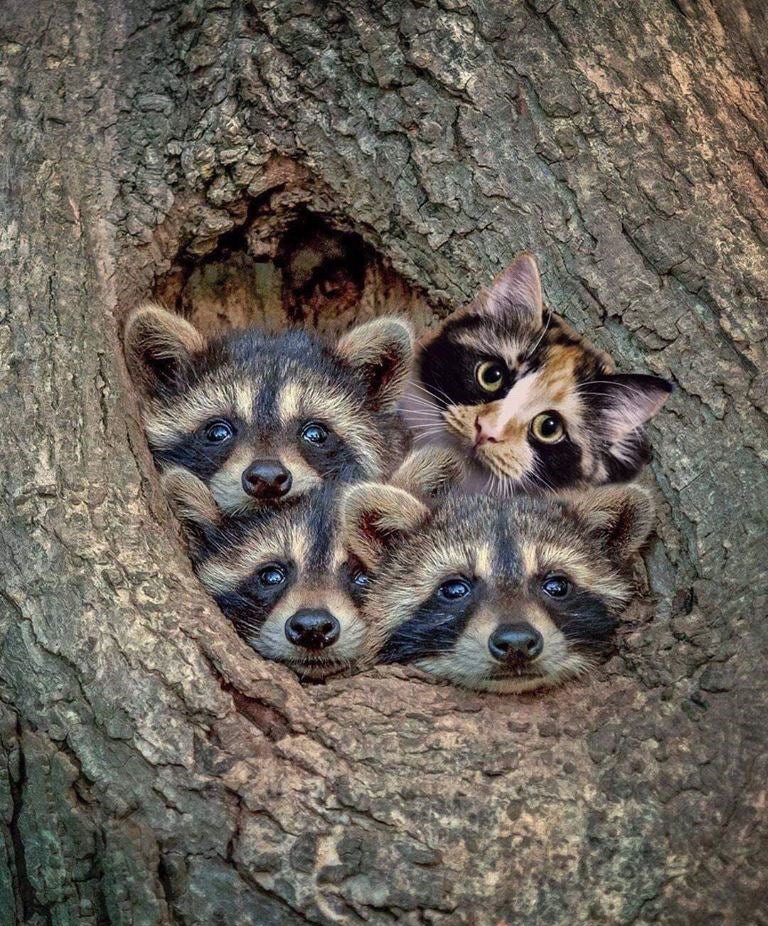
524, 302, 553, 361
408, 380, 455, 408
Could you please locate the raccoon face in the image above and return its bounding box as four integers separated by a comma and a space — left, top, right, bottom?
164, 473, 374, 679
342, 483, 653, 692
402, 253, 672, 494
161, 447, 464, 679
124, 305, 413, 515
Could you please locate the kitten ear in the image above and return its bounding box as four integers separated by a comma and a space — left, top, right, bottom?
124, 304, 205, 398
341, 483, 430, 571
569, 483, 654, 564
161, 467, 222, 533
389, 447, 465, 502
588, 374, 673, 443
336, 317, 414, 412
480, 252, 544, 330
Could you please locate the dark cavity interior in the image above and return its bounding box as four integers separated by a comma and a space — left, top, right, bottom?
154, 202, 435, 338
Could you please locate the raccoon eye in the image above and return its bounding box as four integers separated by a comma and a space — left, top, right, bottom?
438, 577, 472, 601
301, 422, 328, 446
352, 570, 370, 589
204, 420, 234, 443
258, 565, 287, 587
542, 575, 570, 598
530, 411, 566, 443
475, 360, 506, 394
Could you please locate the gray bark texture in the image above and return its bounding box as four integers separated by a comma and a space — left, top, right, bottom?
1, 1, 766, 923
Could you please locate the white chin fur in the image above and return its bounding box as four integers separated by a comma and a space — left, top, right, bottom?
253, 616, 368, 680
210, 472, 321, 514
415, 652, 591, 694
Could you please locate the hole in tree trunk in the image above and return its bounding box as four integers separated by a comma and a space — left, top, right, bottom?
153, 191, 437, 337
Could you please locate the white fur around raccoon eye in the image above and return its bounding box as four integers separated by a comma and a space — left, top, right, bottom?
530, 411, 566, 443
474, 360, 506, 393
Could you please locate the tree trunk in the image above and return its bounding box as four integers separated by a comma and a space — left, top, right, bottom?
1, 1, 766, 923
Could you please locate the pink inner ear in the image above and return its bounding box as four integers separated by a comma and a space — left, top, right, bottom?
597, 376, 672, 442
483, 253, 544, 329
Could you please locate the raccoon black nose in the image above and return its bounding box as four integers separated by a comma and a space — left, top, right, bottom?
242, 460, 292, 498
285, 609, 340, 650
488, 623, 543, 663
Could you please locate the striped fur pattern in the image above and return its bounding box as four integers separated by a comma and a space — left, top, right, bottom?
124, 305, 413, 516
402, 253, 672, 496
161, 447, 466, 679
342, 482, 653, 693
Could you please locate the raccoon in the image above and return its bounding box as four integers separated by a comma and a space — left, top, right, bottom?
162, 447, 465, 680
341, 481, 653, 692
402, 252, 672, 495
124, 305, 413, 515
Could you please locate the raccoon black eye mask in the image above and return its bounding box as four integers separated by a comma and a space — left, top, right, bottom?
341, 481, 653, 693
401, 252, 672, 495
124, 305, 414, 516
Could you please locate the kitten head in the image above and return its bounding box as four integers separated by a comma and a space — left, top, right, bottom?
341, 481, 653, 692
125, 305, 413, 515
403, 253, 671, 493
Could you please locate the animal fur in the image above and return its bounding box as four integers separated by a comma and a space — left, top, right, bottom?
342, 481, 654, 693
401, 253, 672, 495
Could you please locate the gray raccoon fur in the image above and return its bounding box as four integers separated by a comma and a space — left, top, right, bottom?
163, 447, 465, 680
124, 305, 414, 516
342, 481, 653, 692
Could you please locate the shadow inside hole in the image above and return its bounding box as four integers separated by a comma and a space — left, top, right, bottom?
154, 209, 434, 337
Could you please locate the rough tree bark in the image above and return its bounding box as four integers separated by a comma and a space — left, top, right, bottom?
1, 1, 766, 924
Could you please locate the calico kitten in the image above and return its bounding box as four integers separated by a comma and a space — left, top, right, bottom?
124, 305, 413, 515
402, 253, 672, 494
341, 481, 653, 692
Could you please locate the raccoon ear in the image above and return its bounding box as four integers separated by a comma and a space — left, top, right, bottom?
336, 317, 414, 412
161, 467, 222, 532
389, 447, 465, 502
570, 484, 654, 563
587, 373, 673, 443
480, 252, 544, 330
124, 304, 205, 397
341, 483, 429, 571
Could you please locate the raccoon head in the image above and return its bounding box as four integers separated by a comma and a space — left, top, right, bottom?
161, 445, 464, 679
124, 305, 413, 515
164, 471, 375, 680
341, 482, 653, 692
403, 252, 672, 493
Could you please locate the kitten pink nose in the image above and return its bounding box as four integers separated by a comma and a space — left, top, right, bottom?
474, 416, 501, 446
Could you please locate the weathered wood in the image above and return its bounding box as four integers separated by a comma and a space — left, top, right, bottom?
0, 1, 766, 923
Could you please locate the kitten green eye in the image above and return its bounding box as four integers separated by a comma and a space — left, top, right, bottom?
530, 411, 566, 443
475, 360, 506, 393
